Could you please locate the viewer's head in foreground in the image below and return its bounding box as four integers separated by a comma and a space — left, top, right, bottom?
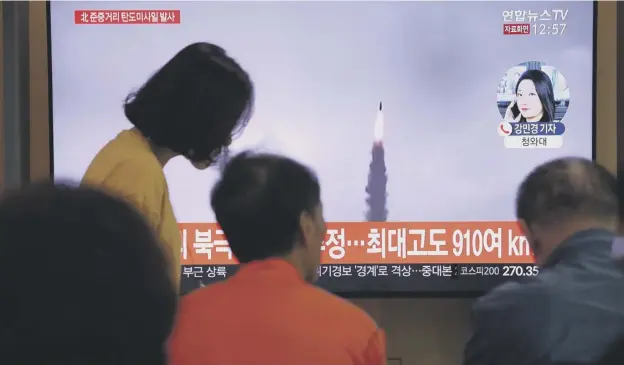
0, 182, 176, 365
516, 157, 618, 265
211, 151, 326, 282
124, 42, 254, 170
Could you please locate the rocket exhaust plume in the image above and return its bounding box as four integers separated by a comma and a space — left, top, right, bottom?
365, 101, 388, 222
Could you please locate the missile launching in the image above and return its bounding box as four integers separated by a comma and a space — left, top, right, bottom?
374, 101, 384, 143
365, 101, 388, 222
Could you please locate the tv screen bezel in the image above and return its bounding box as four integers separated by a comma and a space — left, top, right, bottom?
44, 1, 599, 299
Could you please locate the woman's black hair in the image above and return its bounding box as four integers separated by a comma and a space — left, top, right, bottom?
513, 69, 556, 123
123, 42, 254, 162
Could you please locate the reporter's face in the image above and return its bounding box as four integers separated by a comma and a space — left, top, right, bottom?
516, 80, 544, 121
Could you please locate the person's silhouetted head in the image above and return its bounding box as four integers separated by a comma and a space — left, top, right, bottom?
515, 69, 556, 123
516, 157, 619, 265
124, 42, 254, 169
0, 182, 176, 365
211, 151, 325, 282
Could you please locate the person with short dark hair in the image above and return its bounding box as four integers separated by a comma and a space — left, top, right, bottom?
168, 151, 386, 365
82, 42, 254, 289
464, 157, 624, 365
0, 182, 176, 365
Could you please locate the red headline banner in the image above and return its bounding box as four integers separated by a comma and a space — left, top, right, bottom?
179, 222, 534, 265
74, 10, 180, 24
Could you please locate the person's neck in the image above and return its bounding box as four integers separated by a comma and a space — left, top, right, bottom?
526, 112, 544, 122
150, 143, 178, 167
282, 250, 310, 282
131, 127, 179, 167
537, 219, 617, 261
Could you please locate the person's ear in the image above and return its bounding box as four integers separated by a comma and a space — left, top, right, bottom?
519, 219, 538, 260
298, 211, 315, 248
518, 219, 530, 236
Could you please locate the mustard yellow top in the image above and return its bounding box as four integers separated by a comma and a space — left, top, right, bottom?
82, 129, 181, 288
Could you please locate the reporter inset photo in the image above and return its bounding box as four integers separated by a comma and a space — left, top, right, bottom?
497, 61, 570, 123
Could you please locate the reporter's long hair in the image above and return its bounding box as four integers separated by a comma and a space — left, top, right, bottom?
514, 69, 556, 123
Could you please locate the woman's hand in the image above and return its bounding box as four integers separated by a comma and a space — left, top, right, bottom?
504, 100, 522, 122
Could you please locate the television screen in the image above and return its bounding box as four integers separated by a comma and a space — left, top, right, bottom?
49, 1, 595, 295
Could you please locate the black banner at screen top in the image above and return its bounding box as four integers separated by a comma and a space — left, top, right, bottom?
179, 263, 538, 296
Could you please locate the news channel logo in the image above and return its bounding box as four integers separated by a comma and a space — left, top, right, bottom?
496, 61, 569, 149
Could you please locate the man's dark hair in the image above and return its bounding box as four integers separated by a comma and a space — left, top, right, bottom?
124, 42, 254, 163
211, 151, 321, 263
516, 157, 619, 226
0, 182, 176, 365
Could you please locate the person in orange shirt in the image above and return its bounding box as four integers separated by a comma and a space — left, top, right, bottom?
168, 151, 387, 365
81, 42, 254, 290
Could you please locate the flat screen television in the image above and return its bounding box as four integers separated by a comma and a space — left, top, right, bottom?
48, 1, 596, 297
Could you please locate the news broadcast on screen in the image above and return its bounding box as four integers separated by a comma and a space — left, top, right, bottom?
497, 61, 570, 149
48, 1, 595, 296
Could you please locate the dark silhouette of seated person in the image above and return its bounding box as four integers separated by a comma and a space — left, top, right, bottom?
0, 182, 177, 365
464, 157, 624, 365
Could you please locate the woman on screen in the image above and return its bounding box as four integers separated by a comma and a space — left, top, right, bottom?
81, 42, 254, 290
504, 69, 555, 123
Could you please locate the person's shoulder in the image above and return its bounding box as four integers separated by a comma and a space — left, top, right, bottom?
473, 274, 558, 322
89, 149, 163, 181
168, 285, 228, 349
83, 136, 166, 194
85, 130, 164, 178
176, 283, 229, 319
87, 159, 165, 197
308, 285, 379, 332
117, 156, 165, 182
306, 288, 386, 364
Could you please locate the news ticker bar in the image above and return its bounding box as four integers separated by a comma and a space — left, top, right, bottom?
182, 264, 538, 280
74, 10, 180, 24
179, 222, 535, 266
180, 264, 537, 294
